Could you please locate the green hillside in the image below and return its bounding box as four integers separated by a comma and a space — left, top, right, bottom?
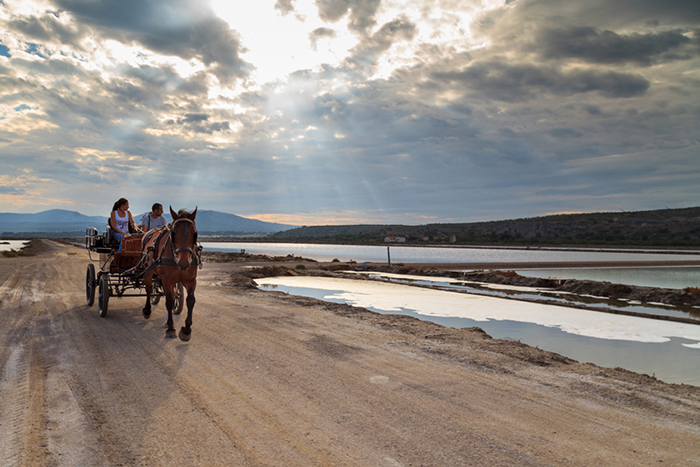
270, 207, 700, 247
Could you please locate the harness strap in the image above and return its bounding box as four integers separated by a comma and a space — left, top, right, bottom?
140, 217, 202, 271
140, 258, 161, 275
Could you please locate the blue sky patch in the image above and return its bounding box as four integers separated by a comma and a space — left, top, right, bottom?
25, 43, 49, 58
0, 44, 9, 58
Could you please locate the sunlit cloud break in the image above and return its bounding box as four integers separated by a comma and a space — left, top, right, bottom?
0, 0, 698, 222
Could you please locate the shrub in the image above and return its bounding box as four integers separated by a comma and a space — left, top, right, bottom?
500, 270, 522, 278
295, 264, 306, 270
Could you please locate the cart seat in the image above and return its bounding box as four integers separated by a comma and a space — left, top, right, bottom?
110, 233, 145, 272
105, 225, 119, 247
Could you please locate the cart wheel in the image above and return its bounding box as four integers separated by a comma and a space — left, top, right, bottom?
150, 294, 161, 305
173, 282, 185, 315
98, 274, 110, 317
86, 264, 96, 306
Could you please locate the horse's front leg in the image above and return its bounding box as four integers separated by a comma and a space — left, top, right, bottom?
164, 288, 177, 338
142, 272, 153, 319
178, 280, 196, 342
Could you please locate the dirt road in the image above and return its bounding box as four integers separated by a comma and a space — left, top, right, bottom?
1, 241, 699, 466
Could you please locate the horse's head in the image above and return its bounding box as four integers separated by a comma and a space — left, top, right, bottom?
169, 206, 198, 270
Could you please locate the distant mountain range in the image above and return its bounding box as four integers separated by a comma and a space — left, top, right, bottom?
0, 209, 293, 235
4, 207, 700, 247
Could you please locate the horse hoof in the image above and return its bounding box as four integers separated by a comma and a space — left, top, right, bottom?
142, 309, 151, 319
178, 327, 191, 342
165, 329, 177, 339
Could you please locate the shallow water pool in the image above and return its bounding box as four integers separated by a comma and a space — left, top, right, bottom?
258, 276, 700, 386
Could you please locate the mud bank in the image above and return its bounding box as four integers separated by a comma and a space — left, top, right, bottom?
212, 249, 700, 310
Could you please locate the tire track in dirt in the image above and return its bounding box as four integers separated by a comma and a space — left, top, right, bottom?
93, 290, 339, 466
3, 241, 700, 466
166, 289, 533, 467
0, 246, 106, 466
57, 256, 253, 465
0, 265, 53, 467
59, 301, 158, 464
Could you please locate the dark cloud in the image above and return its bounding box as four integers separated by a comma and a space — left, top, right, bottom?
53, 0, 251, 84
7, 56, 85, 77
539, 27, 693, 65
181, 113, 209, 124
1, 0, 698, 221
0, 186, 24, 195
315, 0, 381, 32
310, 27, 336, 49
165, 113, 231, 134
433, 62, 650, 102
8, 12, 84, 49
513, 0, 700, 28
548, 127, 584, 139
345, 16, 416, 70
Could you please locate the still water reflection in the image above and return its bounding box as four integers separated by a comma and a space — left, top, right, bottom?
257, 276, 700, 386
352, 271, 700, 322
204, 242, 700, 289
203, 241, 700, 264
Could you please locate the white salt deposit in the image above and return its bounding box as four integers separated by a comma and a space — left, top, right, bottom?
256, 276, 700, 348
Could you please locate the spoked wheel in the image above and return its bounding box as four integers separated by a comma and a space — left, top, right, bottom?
86, 263, 96, 306
173, 282, 185, 315
98, 274, 110, 317
151, 277, 162, 305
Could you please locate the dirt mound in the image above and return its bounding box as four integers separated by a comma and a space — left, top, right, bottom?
358, 266, 700, 308
556, 279, 700, 307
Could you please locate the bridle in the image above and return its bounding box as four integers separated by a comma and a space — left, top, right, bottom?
169, 217, 198, 257
164, 217, 202, 271
135, 214, 201, 275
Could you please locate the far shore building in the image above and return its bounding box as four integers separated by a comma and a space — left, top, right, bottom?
384, 236, 406, 243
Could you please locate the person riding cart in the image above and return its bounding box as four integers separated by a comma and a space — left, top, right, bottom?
139, 203, 167, 232
109, 198, 140, 251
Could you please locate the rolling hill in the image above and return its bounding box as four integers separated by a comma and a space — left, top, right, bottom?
270, 206, 700, 247
0, 209, 293, 236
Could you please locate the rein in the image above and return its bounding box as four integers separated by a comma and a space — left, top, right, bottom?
139, 218, 201, 273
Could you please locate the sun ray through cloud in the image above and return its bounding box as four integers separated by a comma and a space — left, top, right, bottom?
0, 0, 697, 222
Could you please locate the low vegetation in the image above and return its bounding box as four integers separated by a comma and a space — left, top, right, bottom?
1, 239, 42, 257
269, 206, 700, 248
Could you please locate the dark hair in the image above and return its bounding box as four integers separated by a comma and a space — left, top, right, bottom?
112, 198, 128, 212
152, 203, 162, 212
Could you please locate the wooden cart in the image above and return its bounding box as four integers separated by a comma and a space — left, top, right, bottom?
84, 227, 184, 317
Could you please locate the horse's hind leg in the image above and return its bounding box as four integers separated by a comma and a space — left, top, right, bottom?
178, 283, 196, 342
142, 272, 153, 319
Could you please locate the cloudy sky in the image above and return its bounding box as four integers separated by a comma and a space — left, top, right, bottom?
1, 0, 699, 224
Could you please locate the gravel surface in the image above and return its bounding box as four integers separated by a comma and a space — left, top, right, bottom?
1, 240, 698, 466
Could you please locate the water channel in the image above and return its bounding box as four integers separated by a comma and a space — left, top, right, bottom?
203, 242, 700, 288
257, 275, 700, 386
204, 241, 700, 385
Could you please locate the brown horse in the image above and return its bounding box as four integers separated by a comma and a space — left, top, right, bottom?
141, 207, 200, 340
